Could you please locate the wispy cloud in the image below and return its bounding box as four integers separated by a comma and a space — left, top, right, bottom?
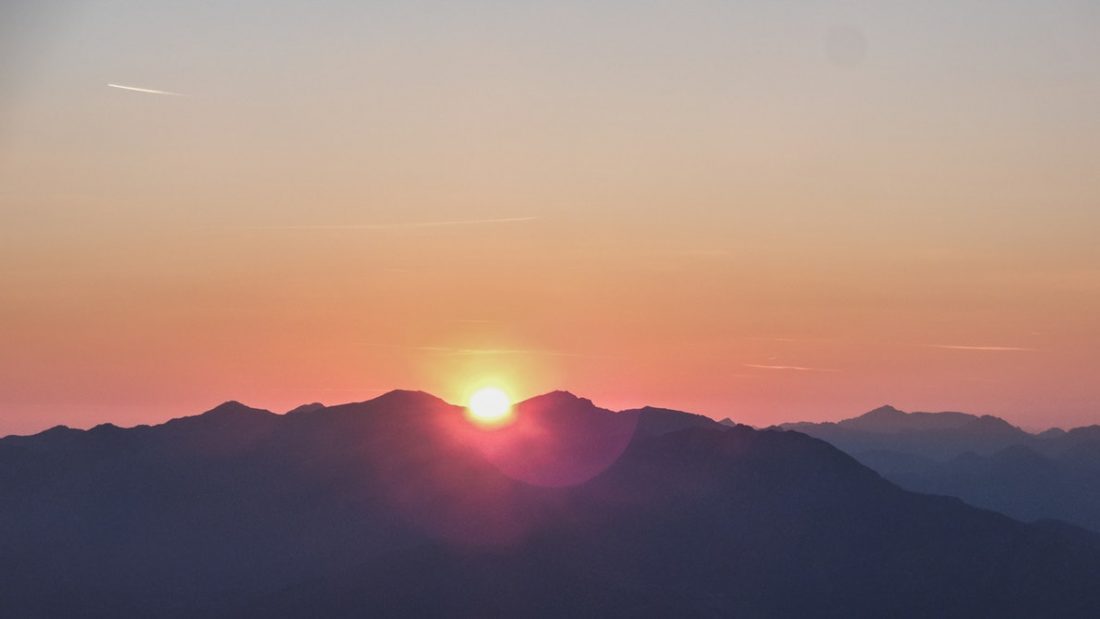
926, 344, 1037, 352
262, 217, 537, 231
107, 83, 187, 97
743, 363, 841, 372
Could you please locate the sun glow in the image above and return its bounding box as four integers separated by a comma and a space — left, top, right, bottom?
467, 387, 513, 426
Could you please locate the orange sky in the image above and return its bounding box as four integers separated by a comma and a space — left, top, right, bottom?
1, 1, 1099, 434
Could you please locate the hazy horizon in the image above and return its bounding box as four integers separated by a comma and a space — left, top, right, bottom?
3, 0, 1099, 435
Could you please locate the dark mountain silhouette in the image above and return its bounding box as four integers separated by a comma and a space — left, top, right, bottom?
781, 405, 1032, 460
1037, 427, 1068, 440
2, 392, 1100, 617
781, 406, 1100, 532
283, 402, 325, 415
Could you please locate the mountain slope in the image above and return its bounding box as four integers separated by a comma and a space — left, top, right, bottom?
781, 407, 1100, 532
1, 393, 1099, 617
781, 405, 1032, 460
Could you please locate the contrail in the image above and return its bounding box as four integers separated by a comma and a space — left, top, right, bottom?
926, 344, 1037, 352
107, 83, 187, 97
264, 217, 538, 230
743, 363, 841, 373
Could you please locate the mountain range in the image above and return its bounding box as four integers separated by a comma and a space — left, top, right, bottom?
2, 392, 1099, 617
780, 406, 1100, 532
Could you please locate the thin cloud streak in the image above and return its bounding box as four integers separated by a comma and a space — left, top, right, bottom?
262, 217, 538, 230
926, 344, 1037, 352
743, 363, 841, 373
107, 83, 187, 97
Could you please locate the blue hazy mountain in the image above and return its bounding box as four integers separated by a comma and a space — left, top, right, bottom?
2, 393, 1099, 617
781, 406, 1100, 532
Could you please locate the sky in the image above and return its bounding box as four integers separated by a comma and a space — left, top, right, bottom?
1, 0, 1099, 435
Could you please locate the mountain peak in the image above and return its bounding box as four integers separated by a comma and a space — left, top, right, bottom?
204, 400, 257, 415
969, 414, 1022, 433
285, 402, 325, 416
837, 405, 990, 434
863, 405, 905, 417
288, 390, 457, 421
519, 390, 594, 409
1037, 427, 1067, 439
364, 389, 451, 409
166, 400, 275, 426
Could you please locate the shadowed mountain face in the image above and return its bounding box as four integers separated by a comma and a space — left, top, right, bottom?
781, 405, 1033, 460
2, 393, 1100, 618
781, 407, 1100, 532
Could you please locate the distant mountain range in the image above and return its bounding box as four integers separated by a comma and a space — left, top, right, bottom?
780, 406, 1100, 532
2, 392, 1099, 617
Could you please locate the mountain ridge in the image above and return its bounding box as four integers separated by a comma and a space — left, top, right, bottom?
2, 392, 1099, 616
780, 404, 1100, 532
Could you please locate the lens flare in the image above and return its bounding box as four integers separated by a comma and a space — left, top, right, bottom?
467, 387, 513, 426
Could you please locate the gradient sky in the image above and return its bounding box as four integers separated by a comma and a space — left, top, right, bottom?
2, 1, 1099, 435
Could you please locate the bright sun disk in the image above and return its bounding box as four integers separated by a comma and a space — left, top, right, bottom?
467, 387, 513, 425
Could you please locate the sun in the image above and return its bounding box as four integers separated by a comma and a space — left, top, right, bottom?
467, 387, 513, 426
